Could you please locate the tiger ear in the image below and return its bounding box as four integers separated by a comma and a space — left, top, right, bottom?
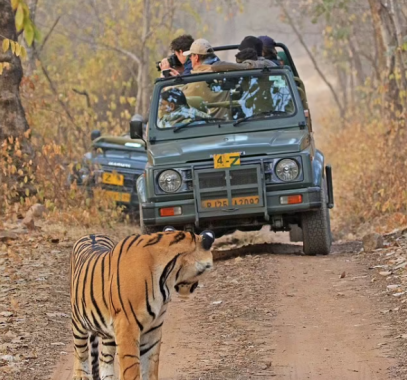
163, 226, 176, 232
200, 230, 215, 250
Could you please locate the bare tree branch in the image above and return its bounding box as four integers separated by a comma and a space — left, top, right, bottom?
39, 16, 61, 53
276, 0, 345, 116
33, 48, 86, 148
72, 88, 92, 108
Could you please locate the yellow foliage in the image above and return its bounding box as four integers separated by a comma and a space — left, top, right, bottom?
2, 39, 10, 53
0, 0, 234, 225
15, 4, 25, 32
11, 0, 19, 10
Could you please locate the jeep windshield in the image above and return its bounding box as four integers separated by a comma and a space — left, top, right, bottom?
155, 71, 295, 131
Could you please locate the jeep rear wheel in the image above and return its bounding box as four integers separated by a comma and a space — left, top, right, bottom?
301, 182, 332, 255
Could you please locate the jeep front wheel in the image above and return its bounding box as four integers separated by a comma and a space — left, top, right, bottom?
301, 182, 332, 255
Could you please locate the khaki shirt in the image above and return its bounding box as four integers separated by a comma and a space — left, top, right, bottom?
182, 65, 229, 119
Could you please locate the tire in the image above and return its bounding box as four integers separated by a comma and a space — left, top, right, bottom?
289, 224, 303, 242
139, 204, 160, 234
301, 181, 332, 255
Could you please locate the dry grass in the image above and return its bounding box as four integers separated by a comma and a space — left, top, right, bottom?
319, 108, 407, 238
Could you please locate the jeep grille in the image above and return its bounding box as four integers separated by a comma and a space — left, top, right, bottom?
195, 165, 264, 212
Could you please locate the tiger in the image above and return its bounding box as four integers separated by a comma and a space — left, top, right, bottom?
70, 227, 215, 380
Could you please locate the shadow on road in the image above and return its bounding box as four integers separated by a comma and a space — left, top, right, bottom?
213, 240, 363, 261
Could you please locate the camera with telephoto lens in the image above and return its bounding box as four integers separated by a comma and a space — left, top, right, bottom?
156, 53, 182, 71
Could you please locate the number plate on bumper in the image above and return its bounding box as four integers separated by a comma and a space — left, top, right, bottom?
102, 172, 124, 186
201, 195, 260, 209
104, 191, 131, 203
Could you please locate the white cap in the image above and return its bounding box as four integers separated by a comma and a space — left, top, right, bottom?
183, 38, 214, 56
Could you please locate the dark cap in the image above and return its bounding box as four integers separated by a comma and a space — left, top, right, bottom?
238, 36, 263, 57
258, 35, 276, 49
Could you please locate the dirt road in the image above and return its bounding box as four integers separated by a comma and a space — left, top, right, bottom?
50, 240, 397, 380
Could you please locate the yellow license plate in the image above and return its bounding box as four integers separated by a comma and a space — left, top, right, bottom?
104, 191, 131, 203
102, 172, 124, 186
201, 195, 259, 209
213, 152, 240, 169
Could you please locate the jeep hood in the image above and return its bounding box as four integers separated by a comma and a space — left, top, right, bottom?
91, 152, 147, 171
149, 129, 310, 166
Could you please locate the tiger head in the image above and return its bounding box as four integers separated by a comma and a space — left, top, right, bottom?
164, 228, 215, 299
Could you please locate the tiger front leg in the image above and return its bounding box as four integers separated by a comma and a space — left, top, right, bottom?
141, 340, 162, 380
115, 318, 142, 380
73, 332, 92, 380
100, 338, 116, 380
140, 326, 163, 380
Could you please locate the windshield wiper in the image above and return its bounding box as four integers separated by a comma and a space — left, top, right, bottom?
173, 117, 225, 133
233, 110, 287, 127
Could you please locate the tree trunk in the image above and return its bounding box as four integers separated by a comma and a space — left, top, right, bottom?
337, 66, 348, 112
348, 36, 365, 87
367, 0, 387, 74
141, 0, 151, 117
0, 0, 29, 141
135, 0, 151, 118
22, 0, 38, 76
387, 0, 407, 111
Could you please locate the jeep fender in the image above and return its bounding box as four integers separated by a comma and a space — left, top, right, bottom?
136, 174, 147, 203
312, 150, 324, 187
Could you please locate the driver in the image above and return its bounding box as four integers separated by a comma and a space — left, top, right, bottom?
181, 39, 229, 119
158, 88, 211, 129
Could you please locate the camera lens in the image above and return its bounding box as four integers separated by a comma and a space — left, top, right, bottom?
168, 54, 181, 68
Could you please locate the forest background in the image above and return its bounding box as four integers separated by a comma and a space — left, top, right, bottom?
1, 0, 407, 238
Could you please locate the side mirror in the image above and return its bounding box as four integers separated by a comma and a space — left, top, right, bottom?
130, 114, 144, 139
91, 130, 101, 141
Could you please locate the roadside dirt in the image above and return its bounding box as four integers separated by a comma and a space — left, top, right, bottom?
47, 236, 401, 380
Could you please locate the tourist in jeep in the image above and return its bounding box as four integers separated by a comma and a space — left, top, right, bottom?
258, 35, 281, 66
182, 38, 220, 72
210, 36, 277, 73
235, 48, 258, 63
181, 39, 227, 118
237, 36, 277, 67
158, 88, 211, 129
160, 34, 195, 76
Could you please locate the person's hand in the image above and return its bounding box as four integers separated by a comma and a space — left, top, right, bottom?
160, 58, 170, 70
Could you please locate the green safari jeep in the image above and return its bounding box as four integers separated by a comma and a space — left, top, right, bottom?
134, 43, 334, 255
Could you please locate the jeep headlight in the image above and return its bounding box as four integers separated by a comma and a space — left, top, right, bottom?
275, 159, 299, 182
158, 170, 182, 193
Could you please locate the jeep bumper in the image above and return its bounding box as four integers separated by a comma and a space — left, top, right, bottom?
141, 186, 322, 228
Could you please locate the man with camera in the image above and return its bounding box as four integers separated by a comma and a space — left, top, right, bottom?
159, 35, 194, 77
